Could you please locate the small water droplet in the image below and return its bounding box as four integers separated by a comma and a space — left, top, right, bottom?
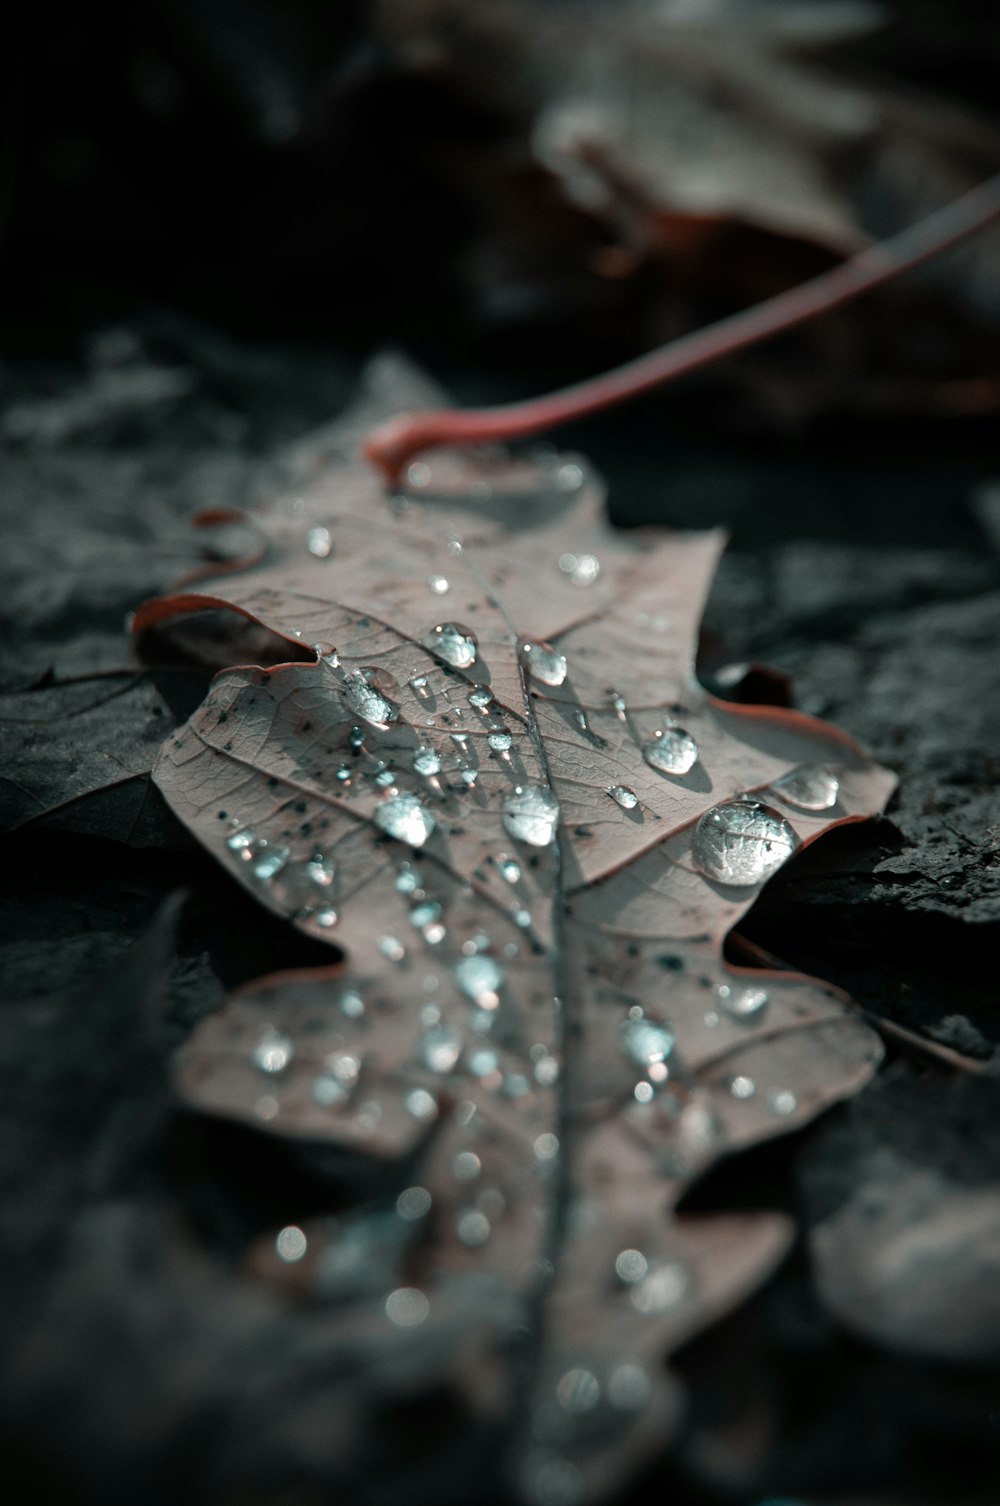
557, 461, 585, 492
275, 1225, 307, 1262
692, 799, 799, 886
397, 1186, 432, 1220
374, 793, 436, 847
421, 1024, 462, 1073
307, 525, 332, 558
629, 1260, 689, 1314
406, 461, 432, 490
488, 730, 513, 752
306, 851, 335, 886
410, 900, 442, 929
467, 1046, 499, 1078
534, 1132, 559, 1161
717, 983, 769, 1021
410, 675, 430, 699
502, 784, 560, 847
643, 727, 699, 776
426, 621, 478, 669
521, 639, 568, 687
385, 1286, 430, 1325
411, 746, 442, 778
428, 574, 450, 595
556, 1369, 600, 1413
614, 1248, 648, 1284
619, 1016, 674, 1070
558, 551, 600, 587
379, 935, 406, 962
343, 669, 397, 726
772, 764, 840, 811
607, 784, 638, 810
468, 685, 493, 709
406, 1087, 438, 1119
729, 1075, 756, 1100
226, 828, 257, 857
252, 844, 289, 881
312, 906, 338, 929
340, 989, 364, 1018
533, 1052, 559, 1086
768, 1088, 798, 1116
452, 1151, 481, 1180
498, 855, 521, 884
253, 1028, 293, 1075
373, 768, 397, 789
455, 954, 503, 1006
634, 1081, 654, 1104
457, 1209, 491, 1247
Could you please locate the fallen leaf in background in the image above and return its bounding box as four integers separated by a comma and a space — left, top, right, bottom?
132, 356, 895, 1501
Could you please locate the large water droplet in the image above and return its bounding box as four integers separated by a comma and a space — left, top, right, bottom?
455, 954, 503, 1005
374, 793, 436, 847
502, 784, 560, 847
716, 983, 769, 1021
620, 1016, 674, 1070
607, 784, 638, 810
488, 730, 513, 752
426, 622, 478, 670
412, 745, 442, 777
643, 727, 699, 776
343, 669, 397, 726
468, 686, 493, 709
521, 639, 568, 687
692, 799, 799, 886
771, 764, 840, 811
421, 1024, 462, 1073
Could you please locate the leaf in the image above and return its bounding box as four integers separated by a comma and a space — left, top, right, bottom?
134, 356, 896, 1502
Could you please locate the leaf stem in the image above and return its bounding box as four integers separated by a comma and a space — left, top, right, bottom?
364, 172, 1000, 481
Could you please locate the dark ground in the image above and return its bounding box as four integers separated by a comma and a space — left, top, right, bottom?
2, 3, 1000, 1504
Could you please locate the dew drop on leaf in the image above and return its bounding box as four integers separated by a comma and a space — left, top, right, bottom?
607, 784, 638, 810
425, 621, 478, 669
692, 799, 799, 886
771, 764, 840, 811
629, 1261, 689, 1314
343, 669, 398, 726
521, 639, 568, 687
307, 525, 332, 558
488, 730, 513, 752
716, 983, 769, 1021
455, 954, 503, 1005
385, 1286, 430, 1326
642, 727, 699, 776
428, 574, 450, 595
397, 1186, 432, 1220
420, 1024, 462, 1073
619, 1016, 674, 1070
374, 793, 436, 847
252, 1028, 293, 1075
412, 744, 442, 778
502, 784, 560, 847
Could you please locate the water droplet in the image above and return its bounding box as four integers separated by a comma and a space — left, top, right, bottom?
558, 551, 600, 587
607, 784, 638, 810
306, 851, 335, 886
768, 1088, 798, 1116
608, 1363, 652, 1411
465, 687, 490, 713
226, 828, 257, 857
313, 641, 337, 663
452, 1151, 481, 1180
406, 461, 432, 490
406, 1087, 438, 1119
373, 768, 397, 789
455, 954, 503, 1005
385, 1286, 430, 1326
630, 1260, 689, 1314
467, 1047, 499, 1078
253, 1028, 293, 1075
488, 730, 513, 752
421, 1024, 462, 1073
619, 1016, 674, 1070
312, 1071, 351, 1107
692, 799, 799, 886
447, 537, 462, 556
498, 855, 521, 884
457, 1209, 491, 1247
533, 1052, 559, 1086
397, 1186, 432, 1220
379, 936, 406, 962
307, 525, 332, 558
772, 764, 840, 811
717, 983, 769, 1021
521, 639, 568, 687
275, 1225, 308, 1262
729, 1075, 756, 1100
340, 989, 364, 1018
410, 900, 442, 929
343, 669, 397, 726
312, 906, 338, 929
643, 727, 699, 776
374, 793, 436, 847
557, 461, 585, 492
633, 1081, 654, 1104
502, 784, 560, 847
461, 768, 478, 787
426, 622, 478, 670
252, 844, 289, 881
410, 675, 430, 699
396, 864, 420, 894
556, 1369, 600, 1413
428, 574, 450, 595
534, 1132, 559, 1161
614, 1248, 648, 1284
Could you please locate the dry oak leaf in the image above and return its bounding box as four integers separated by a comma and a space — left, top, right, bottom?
134, 358, 896, 1504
